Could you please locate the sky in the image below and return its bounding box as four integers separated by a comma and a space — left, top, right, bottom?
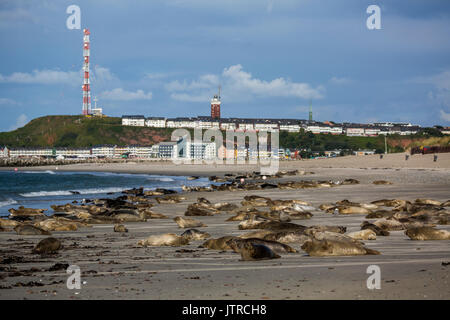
0, 0, 450, 132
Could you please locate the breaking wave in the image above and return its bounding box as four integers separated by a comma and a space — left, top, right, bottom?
19, 187, 125, 198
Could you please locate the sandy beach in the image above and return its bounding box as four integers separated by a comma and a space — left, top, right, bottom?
3, 152, 450, 176
0, 153, 449, 300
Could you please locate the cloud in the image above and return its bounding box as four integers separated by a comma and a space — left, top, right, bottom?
440, 110, 450, 122
414, 70, 450, 109
167, 64, 324, 102
100, 88, 153, 101
0, 66, 117, 87
170, 92, 212, 102
0, 98, 20, 106
0, 69, 79, 85
329, 76, 352, 85
165, 74, 219, 92
145, 72, 174, 80
10, 114, 28, 131
223, 64, 324, 99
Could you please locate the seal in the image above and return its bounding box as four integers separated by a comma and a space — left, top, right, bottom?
0, 218, 19, 228
307, 225, 347, 234
414, 199, 442, 206
301, 239, 380, 256
405, 227, 450, 240
14, 224, 51, 235
35, 219, 78, 232
263, 230, 311, 244
305, 230, 358, 243
200, 236, 237, 250
174, 216, 206, 228
32, 237, 62, 254
8, 206, 47, 217
373, 218, 404, 231
227, 240, 281, 261
361, 221, 390, 236
330, 206, 372, 215
138, 233, 189, 247
239, 230, 275, 239
227, 238, 297, 254
347, 229, 377, 240
139, 209, 168, 219
114, 224, 128, 232
180, 229, 211, 241
373, 180, 393, 185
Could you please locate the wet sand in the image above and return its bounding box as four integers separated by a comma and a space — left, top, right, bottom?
1, 165, 449, 300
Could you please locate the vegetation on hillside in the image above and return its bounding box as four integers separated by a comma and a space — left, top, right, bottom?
0, 116, 446, 155
0, 115, 173, 148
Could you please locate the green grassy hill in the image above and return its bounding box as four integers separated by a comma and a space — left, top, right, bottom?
0, 115, 173, 147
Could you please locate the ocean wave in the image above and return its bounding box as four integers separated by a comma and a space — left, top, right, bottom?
154, 177, 174, 182
20, 170, 56, 175
0, 199, 18, 207
19, 187, 125, 198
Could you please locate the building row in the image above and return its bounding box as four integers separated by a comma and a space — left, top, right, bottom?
121, 115, 421, 136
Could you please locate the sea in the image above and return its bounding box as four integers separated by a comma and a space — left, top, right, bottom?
0, 170, 212, 217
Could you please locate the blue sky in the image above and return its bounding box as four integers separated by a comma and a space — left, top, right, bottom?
1, 0, 450, 131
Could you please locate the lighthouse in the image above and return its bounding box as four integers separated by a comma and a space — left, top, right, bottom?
210, 86, 221, 119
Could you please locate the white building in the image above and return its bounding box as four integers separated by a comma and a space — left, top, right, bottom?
92, 145, 115, 158
146, 117, 166, 128
345, 127, 365, 136
254, 123, 279, 131
220, 122, 237, 130
122, 115, 145, 127
364, 127, 380, 136
279, 124, 300, 132
190, 142, 216, 160
329, 126, 343, 135
9, 148, 53, 158
55, 148, 91, 158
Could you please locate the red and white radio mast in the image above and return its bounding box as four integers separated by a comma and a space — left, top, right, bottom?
82, 28, 91, 115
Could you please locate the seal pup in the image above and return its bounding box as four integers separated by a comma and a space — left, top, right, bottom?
137, 233, 189, 247
301, 239, 380, 256
227, 241, 281, 261
200, 236, 237, 250
180, 229, 211, 241
347, 229, 377, 240
174, 216, 206, 228
227, 238, 297, 254
14, 224, 51, 235
405, 227, 450, 240
32, 237, 62, 254
114, 224, 128, 232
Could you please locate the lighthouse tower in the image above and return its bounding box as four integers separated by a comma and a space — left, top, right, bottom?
82, 28, 91, 115
210, 86, 221, 119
